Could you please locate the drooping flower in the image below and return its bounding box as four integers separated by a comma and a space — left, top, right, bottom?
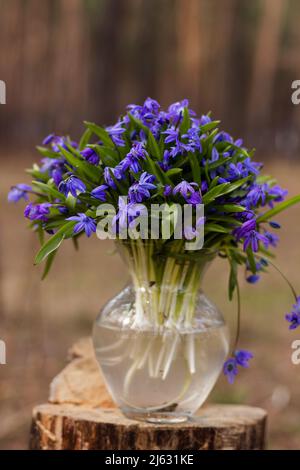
67, 213, 96, 237
246, 274, 260, 284
40, 158, 65, 186
128, 172, 156, 203
234, 350, 253, 368
24, 202, 51, 221
91, 184, 108, 201
8, 184, 31, 203
233, 218, 257, 240
223, 358, 238, 384
106, 121, 126, 147
81, 147, 100, 165
246, 184, 268, 207
264, 230, 279, 248
227, 162, 248, 181
285, 297, 300, 330
59, 176, 86, 197
42, 134, 76, 153
243, 229, 269, 252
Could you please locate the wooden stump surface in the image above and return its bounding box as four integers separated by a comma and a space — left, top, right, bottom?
29, 337, 267, 450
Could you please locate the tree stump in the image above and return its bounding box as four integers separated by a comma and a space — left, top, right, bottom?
29, 338, 267, 450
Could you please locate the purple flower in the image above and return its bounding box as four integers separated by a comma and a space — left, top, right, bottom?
81, 147, 99, 165
246, 184, 268, 207
243, 230, 269, 252
59, 176, 86, 197
269, 221, 281, 229
234, 350, 253, 368
181, 126, 202, 153
40, 158, 65, 186
125, 142, 148, 173
243, 157, 261, 175
264, 230, 279, 248
227, 162, 248, 181
8, 184, 31, 203
164, 185, 172, 197
213, 131, 233, 144
163, 128, 179, 144
167, 99, 195, 125
199, 114, 211, 126
106, 121, 126, 147
233, 218, 256, 239
268, 185, 288, 205
67, 213, 96, 237
91, 184, 108, 201
246, 274, 260, 284
128, 172, 156, 203
24, 203, 51, 221
223, 358, 238, 384
285, 297, 300, 330
42, 134, 75, 153
173, 181, 200, 203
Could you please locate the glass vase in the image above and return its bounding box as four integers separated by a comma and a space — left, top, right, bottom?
93, 240, 229, 424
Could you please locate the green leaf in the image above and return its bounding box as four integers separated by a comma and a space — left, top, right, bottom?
165, 168, 183, 177
145, 155, 172, 186
217, 204, 246, 213
79, 128, 93, 150
147, 131, 161, 160
200, 120, 220, 133
32, 181, 65, 201
84, 121, 115, 148
58, 145, 100, 183
204, 223, 231, 234
228, 258, 237, 300
207, 156, 230, 171
41, 249, 57, 280
257, 194, 300, 222
180, 107, 191, 134
91, 144, 119, 166
36, 146, 59, 159
188, 152, 201, 185
34, 221, 75, 265
203, 177, 249, 204
246, 248, 257, 273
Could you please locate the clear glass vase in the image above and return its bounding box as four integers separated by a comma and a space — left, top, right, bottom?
93, 240, 230, 424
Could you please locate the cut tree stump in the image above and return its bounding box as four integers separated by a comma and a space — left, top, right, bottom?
29, 337, 267, 450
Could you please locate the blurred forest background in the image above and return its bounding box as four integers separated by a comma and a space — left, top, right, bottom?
1, 0, 300, 449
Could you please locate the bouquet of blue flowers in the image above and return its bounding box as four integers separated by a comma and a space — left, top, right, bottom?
9, 98, 300, 384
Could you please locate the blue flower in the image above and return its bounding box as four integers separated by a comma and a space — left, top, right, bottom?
264, 230, 279, 248
125, 142, 148, 173
234, 350, 253, 368
227, 162, 248, 181
8, 184, 31, 203
286, 297, 300, 329
233, 218, 256, 239
223, 350, 253, 384
81, 147, 99, 165
91, 184, 108, 201
173, 180, 200, 203
163, 128, 179, 144
128, 172, 156, 203
67, 213, 96, 237
164, 185, 172, 197
24, 202, 51, 221
243, 230, 269, 252
223, 358, 238, 384
42, 134, 76, 153
59, 176, 86, 197
246, 184, 268, 207
106, 121, 126, 147
40, 158, 65, 186
199, 114, 211, 126
269, 221, 281, 229
246, 274, 260, 284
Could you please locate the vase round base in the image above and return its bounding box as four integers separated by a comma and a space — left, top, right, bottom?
122, 408, 190, 424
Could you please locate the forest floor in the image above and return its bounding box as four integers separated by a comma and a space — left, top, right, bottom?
0, 156, 300, 449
